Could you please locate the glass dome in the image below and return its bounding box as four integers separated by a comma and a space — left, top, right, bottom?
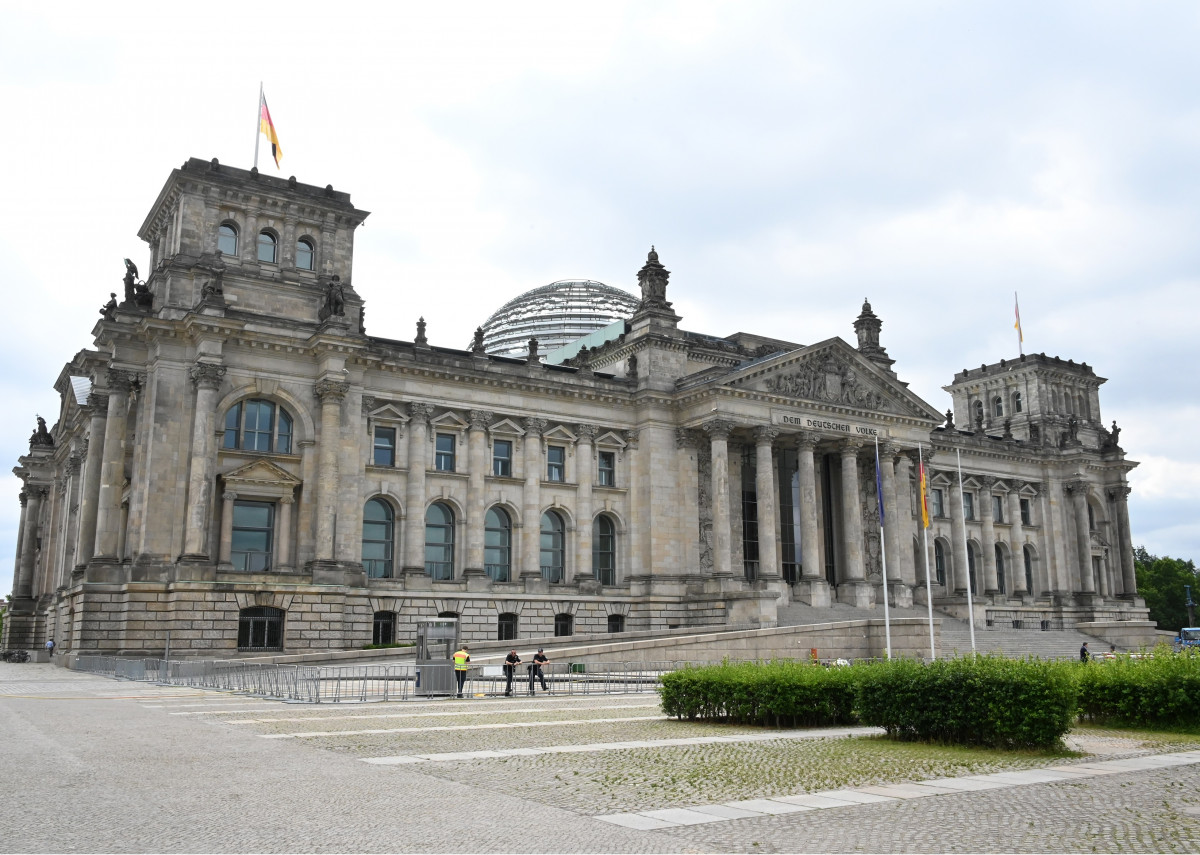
476, 279, 639, 358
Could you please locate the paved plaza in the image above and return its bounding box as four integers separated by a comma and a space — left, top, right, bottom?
2, 662, 1199, 853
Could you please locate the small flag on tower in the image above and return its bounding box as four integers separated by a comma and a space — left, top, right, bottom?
1014, 292, 1023, 348
259, 92, 282, 168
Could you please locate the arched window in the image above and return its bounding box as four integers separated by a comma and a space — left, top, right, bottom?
238, 607, 284, 651
362, 499, 394, 579
484, 507, 511, 582
992, 396, 1004, 417
1013, 391, 1023, 414
257, 230, 278, 263
373, 611, 396, 645
425, 502, 454, 580
995, 544, 1006, 594
223, 399, 293, 453
540, 511, 565, 583
218, 223, 239, 256
554, 613, 573, 637
607, 614, 625, 633
497, 612, 518, 641
933, 540, 946, 586
296, 238, 315, 271
593, 515, 616, 586
967, 543, 978, 594
1023, 545, 1035, 593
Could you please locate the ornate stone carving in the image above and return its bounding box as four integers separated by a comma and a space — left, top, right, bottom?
468, 410, 494, 431
314, 378, 349, 403
1106, 485, 1131, 502
194, 253, 227, 305
839, 438, 864, 454
703, 419, 733, 441
99, 292, 117, 320
66, 455, 81, 476
674, 428, 701, 449
575, 423, 598, 441
794, 430, 819, 451
189, 361, 226, 390
415, 317, 428, 346
522, 417, 547, 436
222, 491, 238, 502
761, 354, 890, 411
29, 416, 53, 448
1066, 479, 1089, 495
622, 429, 639, 449
107, 368, 135, 394
318, 275, 346, 321
753, 426, 779, 445
360, 395, 376, 416
636, 246, 671, 309
86, 391, 108, 412
526, 337, 540, 366
471, 327, 486, 355
408, 402, 433, 423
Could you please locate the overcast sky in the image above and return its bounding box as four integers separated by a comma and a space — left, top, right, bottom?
2, 1, 1197, 598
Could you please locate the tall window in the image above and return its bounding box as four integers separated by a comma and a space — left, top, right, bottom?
362, 499, 394, 578
1013, 391, 1023, 413
218, 224, 238, 256
546, 446, 565, 482
231, 500, 274, 571
435, 434, 456, 471
963, 492, 975, 521
373, 611, 396, 645
607, 614, 625, 633
492, 440, 513, 477
238, 607, 284, 651
484, 507, 511, 582
993, 396, 1004, 417
554, 613, 573, 637
995, 544, 1006, 594
934, 540, 946, 586
992, 495, 1004, 523
257, 231, 277, 263
1088, 504, 1095, 531
1023, 545, 1035, 593
1020, 498, 1032, 526
597, 451, 616, 487
742, 489, 759, 581
296, 238, 315, 271
373, 427, 396, 466
497, 612, 517, 641
967, 544, 978, 594
425, 502, 454, 580
224, 400, 293, 453
931, 488, 944, 518
540, 511, 565, 583
593, 515, 616, 586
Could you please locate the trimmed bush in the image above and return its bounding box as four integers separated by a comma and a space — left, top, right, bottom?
660, 661, 858, 727
1076, 647, 1200, 730
854, 656, 1077, 749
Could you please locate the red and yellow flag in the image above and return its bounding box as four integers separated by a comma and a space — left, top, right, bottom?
918, 460, 930, 529
259, 94, 282, 168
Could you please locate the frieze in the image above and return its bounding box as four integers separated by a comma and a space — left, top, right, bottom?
772, 410, 888, 438
761, 355, 890, 411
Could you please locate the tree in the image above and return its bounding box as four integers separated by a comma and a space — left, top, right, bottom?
1134, 546, 1199, 633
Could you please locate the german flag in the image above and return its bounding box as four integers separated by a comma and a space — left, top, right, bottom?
259, 94, 282, 168
918, 460, 931, 529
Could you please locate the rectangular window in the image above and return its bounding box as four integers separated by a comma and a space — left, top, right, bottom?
231, 500, 274, 572
963, 492, 975, 521
435, 433, 456, 472
931, 488, 944, 518
992, 495, 1004, 523
492, 439, 512, 477
1020, 497, 1032, 526
373, 427, 396, 467
597, 451, 616, 486
547, 445, 565, 482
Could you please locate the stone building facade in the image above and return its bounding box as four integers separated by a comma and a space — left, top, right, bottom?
5, 158, 1146, 657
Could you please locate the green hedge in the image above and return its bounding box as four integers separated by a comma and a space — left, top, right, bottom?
855, 656, 1077, 749
660, 661, 858, 727
1076, 648, 1200, 729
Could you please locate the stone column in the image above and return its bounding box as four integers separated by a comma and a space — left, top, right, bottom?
839, 440, 865, 582
464, 410, 492, 577
76, 397, 107, 566
276, 495, 294, 569
218, 491, 237, 564
675, 429, 701, 576
754, 427, 780, 580
313, 378, 349, 562
521, 417, 546, 580
704, 420, 734, 577
181, 362, 226, 559
1007, 482, 1028, 595
94, 371, 134, 560
15, 487, 46, 599
796, 433, 821, 582
894, 452, 917, 586
949, 471, 969, 594
1110, 486, 1137, 596
879, 443, 901, 584
574, 424, 597, 585
12, 491, 27, 593
1067, 480, 1095, 594
402, 402, 432, 574
979, 476, 999, 594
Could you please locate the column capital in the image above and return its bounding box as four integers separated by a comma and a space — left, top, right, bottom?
106, 368, 136, 394
189, 361, 226, 390
408, 401, 433, 423
839, 438, 864, 454
361, 395, 377, 416
753, 426, 779, 445
703, 419, 734, 440
622, 428, 639, 449
1008, 478, 1025, 493
468, 410, 494, 431
794, 430, 820, 450
1066, 479, 1090, 495
314, 378, 349, 403
86, 391, 109, 412
18, 490, 27, 507
675, 428, 702, 449
222, 491, 238, 502
66, 455, 82, 476
279, 494, 295, 505
877, 440, 899, 458
522, 416, 547, 436
979, 475, 997, 489
1107, 485, 1132, 502
574, 423, 598, 442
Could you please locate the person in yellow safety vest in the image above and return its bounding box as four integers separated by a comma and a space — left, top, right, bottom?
453, 645, 470, 698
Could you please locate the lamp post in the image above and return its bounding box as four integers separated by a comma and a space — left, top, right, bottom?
1185, 584, 1196, 629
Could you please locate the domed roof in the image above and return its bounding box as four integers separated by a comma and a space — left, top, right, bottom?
477, 279, 639, 358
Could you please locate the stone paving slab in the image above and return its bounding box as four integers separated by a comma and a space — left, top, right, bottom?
772, 793, 861, 808
641, 808, 726, 826
724, 798, 813, 815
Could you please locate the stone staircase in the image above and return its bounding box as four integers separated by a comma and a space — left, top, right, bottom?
777, 600, 1112, 660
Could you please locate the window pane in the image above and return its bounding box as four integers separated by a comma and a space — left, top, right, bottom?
223, 403, 241, 449
435, 434, 456, 471
277, 410, 292, 454
232, 530, 271, 552
373, 427, 396, 466
233, 502, 272, 529
218, 225, 238, 256
296, 238, 314, 271
493, 440, 512, 476
598, 451, 615, 486
257, 231, 277, 263
547, 446, 564, 481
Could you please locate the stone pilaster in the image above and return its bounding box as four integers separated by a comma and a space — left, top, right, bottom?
218, 491, 237, 564
314, 378, 349, 562
15, 487, 46, 599
402, 402, 432, 578
464, 410, 492, 579
93, 371, 134, 561
704, 420, 734, 577
1067, 479, 1095, 595
979, 476, 999, 594
574, 423, 597, 585
753, 427, 780, 579
181, 361, 226, 559
949, 471, 969, 594
1007, 482, 1028, 595
793, 432, 831, 607
1109, 485, 1137, 597
675, 429, 702, 577
76, 396, 106, 567
520, 417, 547, 582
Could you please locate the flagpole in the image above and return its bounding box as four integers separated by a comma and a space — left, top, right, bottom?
253, 81, 263, 170
1014, 291, 1024, 357
956, 448, 977, 654
876, 436, 892, 660
919, 444, 936, 661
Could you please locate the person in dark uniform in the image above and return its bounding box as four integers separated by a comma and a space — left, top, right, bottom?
503, 649, 521, 696
529, 648, 549, 695
1079, 642, 1089, 662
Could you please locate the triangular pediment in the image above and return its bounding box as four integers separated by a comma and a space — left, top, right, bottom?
595, 430, 627, 449
430, 411, 469, 431
488, 418, 525, 437
368, 403, 410, 423
722, 338, 943, 421
221, 458, 302, 488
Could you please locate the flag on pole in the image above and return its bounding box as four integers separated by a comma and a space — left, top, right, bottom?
918, 459, 931, 529
874, 438, 885, 524
259, 93, 283, 168
1014, 292, 1023, 344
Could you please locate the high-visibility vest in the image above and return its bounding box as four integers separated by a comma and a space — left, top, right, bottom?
453, 649, 469, 670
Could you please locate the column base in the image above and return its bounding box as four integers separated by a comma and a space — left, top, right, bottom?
463, 568, 491, 592
173, 556, 217, 583
309, 560, 366, 587
522, 574, 550, 595
402, 566, 433, 591
84, 560, 126, 583
878, 581, 913, 609
836, 580, 876, 609
793, 577, 831, 608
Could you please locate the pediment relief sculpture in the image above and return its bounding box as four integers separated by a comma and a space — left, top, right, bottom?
759, 354, 891, 412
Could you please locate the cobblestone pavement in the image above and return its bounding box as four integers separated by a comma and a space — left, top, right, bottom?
4, 662, 1200, 853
